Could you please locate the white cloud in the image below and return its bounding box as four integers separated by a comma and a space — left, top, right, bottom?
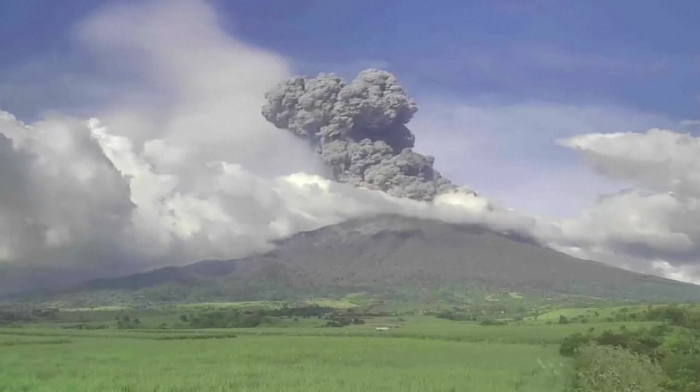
651, 261, 700, 285
560, 129, 700, 198
552, 190, 695, 255
550, 129, 700, 282
75, 0, 322, 178
0, 111, 135, 272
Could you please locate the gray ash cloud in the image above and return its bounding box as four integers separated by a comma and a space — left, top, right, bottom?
262, 69, 469, 201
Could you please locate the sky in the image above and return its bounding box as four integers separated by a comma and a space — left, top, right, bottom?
1, 0, 700, 284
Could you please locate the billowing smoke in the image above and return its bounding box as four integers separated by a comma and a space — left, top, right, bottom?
262, 70, 471, 201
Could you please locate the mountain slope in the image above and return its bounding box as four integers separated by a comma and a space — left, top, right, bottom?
14, 215, 700, 305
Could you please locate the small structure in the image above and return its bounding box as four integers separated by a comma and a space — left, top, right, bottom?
375, 327, 389, 331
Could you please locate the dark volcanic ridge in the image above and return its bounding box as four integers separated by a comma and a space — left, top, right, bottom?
7, 214, 700, 305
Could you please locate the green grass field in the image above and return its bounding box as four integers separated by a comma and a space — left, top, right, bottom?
0, 333, 570, 392
0, 300, 676, 391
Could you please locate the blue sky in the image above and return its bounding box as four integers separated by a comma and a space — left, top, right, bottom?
3, 0, 699, 118
225, 0, 700, 118
1, 0, 699, 217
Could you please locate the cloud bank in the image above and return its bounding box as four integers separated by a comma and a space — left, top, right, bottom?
551, 130, 700, 282
1, 0, 699, 287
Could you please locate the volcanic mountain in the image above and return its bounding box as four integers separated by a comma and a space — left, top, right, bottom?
10, 215, 700, 305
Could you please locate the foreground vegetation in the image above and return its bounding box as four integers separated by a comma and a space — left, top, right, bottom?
2, 299, 700, 391
0, 333, 568, 392
574, 344, 666, 392
560, 305, 700, 392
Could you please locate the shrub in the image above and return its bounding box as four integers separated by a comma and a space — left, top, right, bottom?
325, 316, 365, 328
187, 310, 266, 328
435, 311, 471, 321
660, 331, 700, 392
116, 315, 141, 329
575, 344, 666, 392
480, 319, 507, 326
560, 332, 591, 356
561, 329, 664, 361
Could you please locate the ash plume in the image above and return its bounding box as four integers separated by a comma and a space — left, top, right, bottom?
262, 69, 471, 201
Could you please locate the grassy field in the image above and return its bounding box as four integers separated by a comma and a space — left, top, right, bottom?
4, 313, 659, 344
0, 332, 570, 392
0, 300, 675, 391
534, 304, 658, 321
